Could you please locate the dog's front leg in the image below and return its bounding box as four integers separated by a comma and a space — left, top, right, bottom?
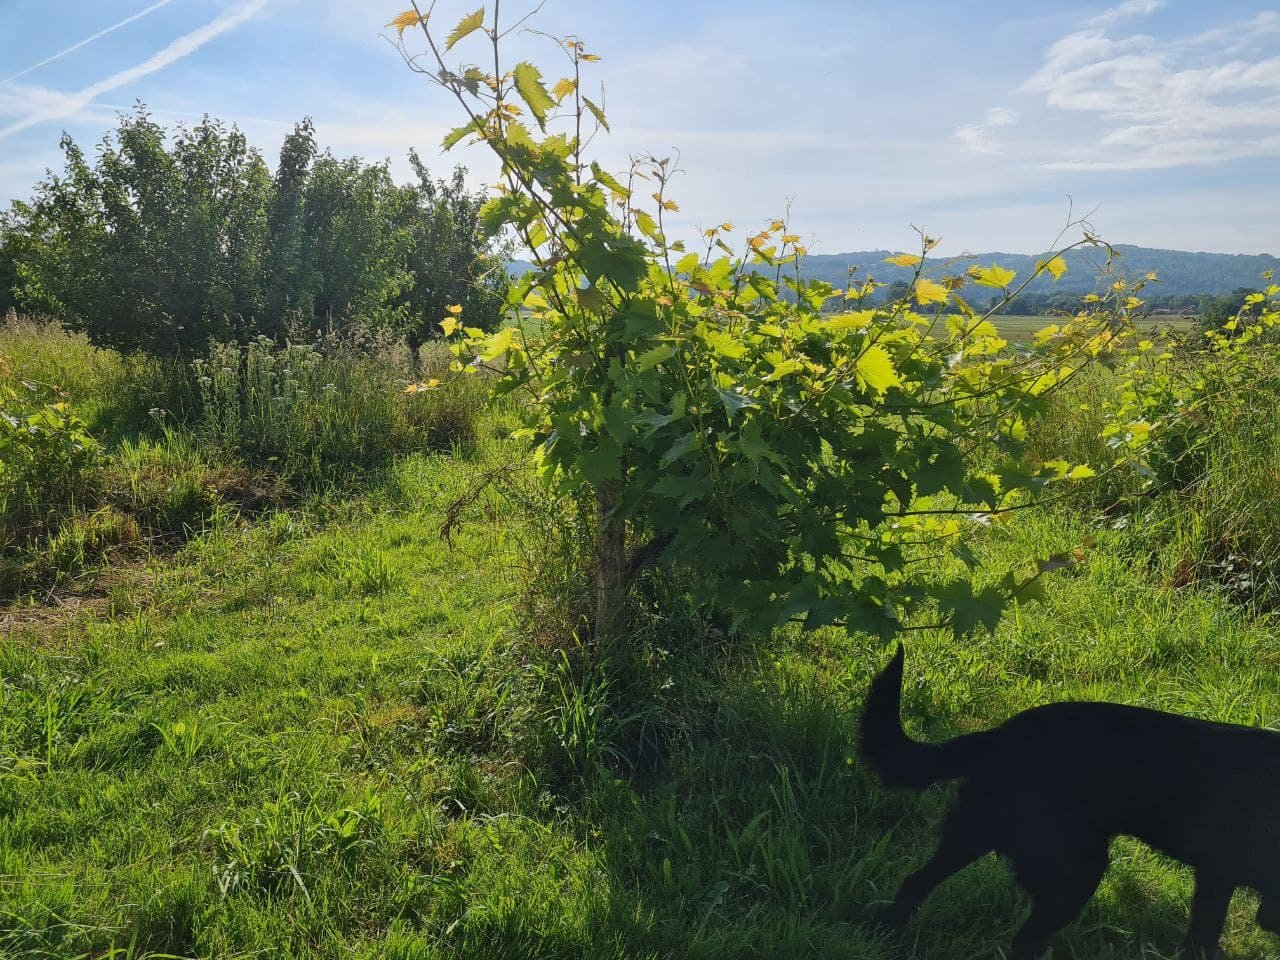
876, 825, 990, 930
1180, 872, 1233, 959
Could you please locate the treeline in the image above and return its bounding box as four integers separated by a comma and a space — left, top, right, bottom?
0, 107, 507, 356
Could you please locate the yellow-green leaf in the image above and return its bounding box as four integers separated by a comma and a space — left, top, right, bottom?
480, 327, 517, 361
913, 278, 949, 305
884, 253, 921, 268
445, 8, 484, 49
387, 9, 423, 35
819, 311, 874, 334
702, 328, 745, 359
765, 357, 805, 381
512, 62, 554, 129
442, 119, 482, 150
855, 345, 901, 394
583, 96, 609, 132
634, 211, 660, 240
552, 77, 576, 102
1040, 255, 1067, 281
968, 264, 1017, 289
636, 343, 675, 371
591, 162, 628, 200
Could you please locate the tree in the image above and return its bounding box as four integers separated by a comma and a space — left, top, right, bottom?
0, 227, 17, 316
295, 152, 412, 332
392, 4, 1131, 645
4, 107, 509, 355
397, 154, 507, 359
881, 279, 910, 305
1198, 288, 1259, 332
260, 119, 319, 334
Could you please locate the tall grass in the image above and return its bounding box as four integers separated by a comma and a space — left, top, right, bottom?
0, 312, 197, 440
1161, 384, 1280, 606
194, 336, 483, 485
1026, 330, 1280, 610
0, 316, 487, 599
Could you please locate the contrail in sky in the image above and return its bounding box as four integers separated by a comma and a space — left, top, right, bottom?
0, 0, 272, 142
1, 0, 178, 86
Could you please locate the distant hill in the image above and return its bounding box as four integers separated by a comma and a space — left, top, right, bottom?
511, 244, 1279, 297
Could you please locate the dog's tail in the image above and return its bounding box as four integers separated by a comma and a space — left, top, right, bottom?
860, 643, 989, 790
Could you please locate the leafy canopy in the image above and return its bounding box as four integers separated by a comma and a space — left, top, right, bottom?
2, 108, 506, 356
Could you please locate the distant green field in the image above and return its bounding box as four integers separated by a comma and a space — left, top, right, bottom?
991, 314, 1197, 343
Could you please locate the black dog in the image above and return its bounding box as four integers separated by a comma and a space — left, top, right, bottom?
861, 643, 1280, 959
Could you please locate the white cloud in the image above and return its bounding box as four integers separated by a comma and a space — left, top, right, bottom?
952, 106, 1019, 154
0, 0, 274, 142
1022, 4, 1280, 171
1087, 0, 1165, 29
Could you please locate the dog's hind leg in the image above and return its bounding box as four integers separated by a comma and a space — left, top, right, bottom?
1180, 872, 1232, 959
878, 795, 992, 930
1008, 839, 1108, 960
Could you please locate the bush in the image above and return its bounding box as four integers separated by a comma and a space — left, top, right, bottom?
0, 378, 102, 546
9, 110, 272, 355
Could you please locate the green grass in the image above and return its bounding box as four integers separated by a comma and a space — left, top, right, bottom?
5, 395, 1280, 959
0, 318, 486, 600
5, 312, 1280, 959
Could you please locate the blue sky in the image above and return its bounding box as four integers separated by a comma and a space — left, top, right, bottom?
1, 0, 1277, 255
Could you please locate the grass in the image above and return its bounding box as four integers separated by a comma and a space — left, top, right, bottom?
6, 310, 1280, 958
5, 397, 1280, 959
0, 318, 484, 600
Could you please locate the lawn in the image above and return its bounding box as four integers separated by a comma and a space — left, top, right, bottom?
4, 385, 1280, 958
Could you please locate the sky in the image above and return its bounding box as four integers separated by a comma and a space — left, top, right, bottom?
0, 0, 1277, 256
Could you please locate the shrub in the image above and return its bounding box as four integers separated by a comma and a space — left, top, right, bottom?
393, 6, 1131, 646
0, 379, 102, 545
9, 110, 273, 356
